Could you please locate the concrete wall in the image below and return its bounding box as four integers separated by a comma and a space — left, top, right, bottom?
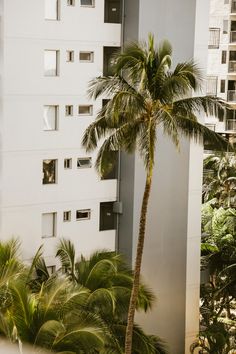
0, 0, 121, 261
120, 1, 208, 353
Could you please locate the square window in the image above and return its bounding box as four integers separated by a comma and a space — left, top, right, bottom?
43, 159, 57, 184
78, 105, 93, 115
66, 50, 74, 62
43, 105, 58, 131
45, 0, 59, 20
77, 157, 92, 168
42, 212, 56, 238
67, 0, 75, 5
79, 52, 94, 62
81, 0, 94, 6
44, 50, 59, 76
76, 209, 91, 220
64, 158, 72, 169
63, 211, 71, 222
65, 105, 73, 116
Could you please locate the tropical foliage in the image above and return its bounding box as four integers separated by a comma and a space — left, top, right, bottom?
0, 239, 168, 354
82, 34, 229, 354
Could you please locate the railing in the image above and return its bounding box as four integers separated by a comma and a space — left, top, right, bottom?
227, 90, 236, 101
229, 60, 236, 72
230, 31, 236, 43
232, 0, 236, 13
226, 119, 236, 131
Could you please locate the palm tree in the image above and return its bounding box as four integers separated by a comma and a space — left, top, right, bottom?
82, 34, 229, 354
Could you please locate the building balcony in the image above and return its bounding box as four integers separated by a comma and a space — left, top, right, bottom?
230, 31, 236, 43
228, 90, 236, 102
226, 119, 236, 131
232, 0, 236, 13
229, 60, 236, 72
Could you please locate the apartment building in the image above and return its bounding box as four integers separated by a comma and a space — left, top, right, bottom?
0, 0, 122, 266
206, 0, 236, 144
0, 0, 209, 353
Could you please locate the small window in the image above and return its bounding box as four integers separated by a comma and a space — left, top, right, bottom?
63, 211, 71, 222
221, 50, 227, 64
64, 158, 72, 169
65, 105, 73, 116
47, 265, 56, 275
76, 209, 91, 220
67, 0, 75, 5
220, 80, 226, 93
44, 50, 59, 76
45, 0, 59, 20
208, 28, 220, 49
224, 0, 229, 3
77, 157, 92, 168
42, 212, 56, 238
43, 159, 57, 184
223, 20, 228, 34
43, 105, 58, 131
206, 76, 218, 96
79, 52, 94, 62
100, 202, 116, 231
81, 0, 94, 6
78, 105, 93, 115
66, 50, 74, 62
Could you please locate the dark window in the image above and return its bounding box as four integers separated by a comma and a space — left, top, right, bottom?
81, 0, 94, 5
100, 202, 116, 231
76, 209, 91, 220
221, 50, 227, 64
77, 158, 92, 168
65, 105, 73, 116
101, 151, 118, 180
43, 159, 57, 184
220, 80, 226, 93
208, 28, 220, 48
103, 47, 120, 76
104, 0, 121, 23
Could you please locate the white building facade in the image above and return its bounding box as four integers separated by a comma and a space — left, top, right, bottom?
0, 0, 121, 266
206, 0, 236, 141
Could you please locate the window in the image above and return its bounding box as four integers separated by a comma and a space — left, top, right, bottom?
224, 0, 229, 3
205, 124, 216, 131
43, 105, 58, 131
103, 47, 120, 75
63, 211, 71, 222
76, 209, 91, 220
220, 80, 226, 93
206, 76, 218, 96
104, 0, 121, 23
221, 50, 227, 64
66, 50, 74, 62
44, 50, 59, 76
43, 159, 57, 184
101, 151, 118, 179
100, 202, 116, 231
208, 28, 220, 49
65, 105, 73, 116
42, 212, 56, 238
78, 105, 93, 115
79, 52, 94, 62
64, 158, 72, 169
81, 0, 94, 6
47, 266, 56, 275
45, 0, 59, 20
77, 157, 92, 168
223, 20, 228, 34
67, 0, 75, 5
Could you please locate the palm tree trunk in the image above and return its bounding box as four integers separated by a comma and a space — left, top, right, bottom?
125, 169, 153, 354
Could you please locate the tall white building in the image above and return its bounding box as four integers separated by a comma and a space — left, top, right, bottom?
206, 0, 236, 143
0, 0, 209, 353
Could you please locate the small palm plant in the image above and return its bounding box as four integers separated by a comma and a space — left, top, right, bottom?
82, 34, 229, 354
